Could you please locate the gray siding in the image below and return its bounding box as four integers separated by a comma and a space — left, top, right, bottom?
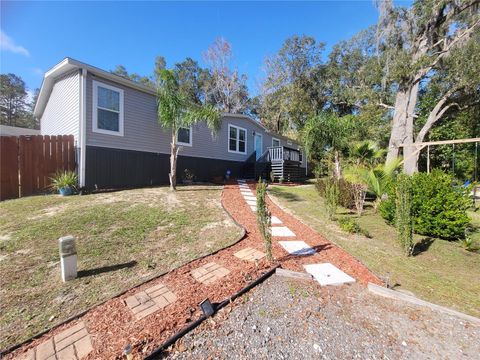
40, 70, 80, 140
85, 73, 305, 166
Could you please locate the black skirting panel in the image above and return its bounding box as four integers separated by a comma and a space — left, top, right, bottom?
85, 146, 244, 189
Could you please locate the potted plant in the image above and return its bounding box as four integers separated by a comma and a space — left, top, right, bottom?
182, 169, 195, 185
50, 171, 78, 196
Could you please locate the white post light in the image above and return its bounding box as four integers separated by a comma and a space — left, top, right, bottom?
59, 235, 77, 282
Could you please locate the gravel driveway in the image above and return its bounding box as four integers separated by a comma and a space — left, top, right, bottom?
166, 273, 480, 359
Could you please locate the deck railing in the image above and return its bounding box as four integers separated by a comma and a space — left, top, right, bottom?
268, 146, 300, 162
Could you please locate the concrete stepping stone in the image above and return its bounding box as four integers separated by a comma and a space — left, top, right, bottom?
237, 179, 246, 183
304, 263, 355, 286
271, 226, 295, 237
191, 262, 230, 284
271, 216, 282, 225
246, 200, 256, 206
250, 205, 257, 212
24, 321, 93, 360
279, 240, 315, 256
125, 283, 177, 320
243, 195, 256, 201
234, 247, 265, 262
241, 189, 253, 194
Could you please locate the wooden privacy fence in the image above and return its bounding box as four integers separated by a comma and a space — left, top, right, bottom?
0, 135, 75, 200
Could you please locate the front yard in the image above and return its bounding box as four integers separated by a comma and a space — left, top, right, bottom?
268, 184, 480, 318
0, 185, 242, 350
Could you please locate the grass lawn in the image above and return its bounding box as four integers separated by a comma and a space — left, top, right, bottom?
268, 184, 480, 318
0, 185, 242, 349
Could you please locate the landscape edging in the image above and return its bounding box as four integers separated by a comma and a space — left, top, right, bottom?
368, 283, 480, 326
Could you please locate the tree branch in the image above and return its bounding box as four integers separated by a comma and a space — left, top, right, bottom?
414, 19, 480, 84
415, 86, 463, 143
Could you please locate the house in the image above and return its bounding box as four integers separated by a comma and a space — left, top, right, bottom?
34, 58, 306, 189
0, 125, 40, 136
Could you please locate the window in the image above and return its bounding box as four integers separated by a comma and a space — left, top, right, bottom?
272, 138, 280, 147
93, 81, 124, 136
299, 150, 303, 162
177, 126, 192, 146
228, 124, 247, 154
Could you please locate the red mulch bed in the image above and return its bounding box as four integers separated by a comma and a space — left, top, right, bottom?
6, 181, 381, 359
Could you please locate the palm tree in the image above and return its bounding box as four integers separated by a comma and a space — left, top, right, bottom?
156, 69, 221, 190
349, 140, 385, 167
303, 112, 352, 179
345, 159, 401, 210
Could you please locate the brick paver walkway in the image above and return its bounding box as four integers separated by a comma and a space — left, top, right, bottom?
125, 283, 177, 320
19, 322, 93, 360
190, 262, 230, 284
234, 247, 265, 262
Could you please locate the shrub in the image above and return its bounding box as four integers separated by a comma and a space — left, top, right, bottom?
337, 217, 370, 237
379, 170, 470, 240
395, 174, 414, 256
324, 179, 339, 220
256, 180, 273, 261
316, 178, 355, 209
410, 170, 470, 239
378, 187, 396, 224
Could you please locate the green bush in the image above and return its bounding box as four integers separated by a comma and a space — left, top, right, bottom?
379, 187, 396, 224
337, 217, 370, 237
395, 174, 414, 256
316, 178, 355, 209
379, 170, 470, 239
324, 180, 339, 220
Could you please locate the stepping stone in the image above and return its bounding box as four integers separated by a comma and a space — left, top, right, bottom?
250, 205, 257, 212
271, 226, 295, 237
237, 179, 246, 182
271, 216, 282, 224
279, 240, 315, 256
29, 322, 93, 359
241, 192, 254, 197
241, 189, 253, 194
243, 195, 256, 201
191, 262, 230, 284
246, 200, 256, 206
239, 186, 250, 190
234, 247, 265, 262
125, 283, 177, 320
304, 263, 355, 286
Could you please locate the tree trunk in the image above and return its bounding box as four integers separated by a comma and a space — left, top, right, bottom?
386, 82, 419, 175
169, 130, 178, 191
333, 150, 342, 179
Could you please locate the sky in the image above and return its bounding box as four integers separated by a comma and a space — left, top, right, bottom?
0, 1, 411, 97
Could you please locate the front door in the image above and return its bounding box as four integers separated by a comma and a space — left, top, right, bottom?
255, 133, 263, 160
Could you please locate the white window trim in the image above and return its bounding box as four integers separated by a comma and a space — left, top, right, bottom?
177, 126, 193, 147
92, 80, 124, 137
227, 124, 247, 154
272, 137, 281, 147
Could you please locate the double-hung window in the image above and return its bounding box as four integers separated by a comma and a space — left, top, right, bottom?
93, 81, 124, 136
177, 126, 192, 146
228, 124, 246, 154
272, 138, 281, 147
